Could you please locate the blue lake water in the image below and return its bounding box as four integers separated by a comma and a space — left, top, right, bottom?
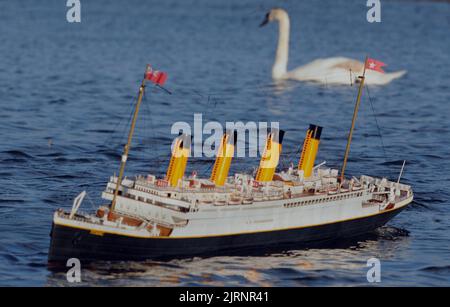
0, 0, 449, 286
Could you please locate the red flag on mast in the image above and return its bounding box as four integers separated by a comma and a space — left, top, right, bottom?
145, 67, 168, 86
365, 58, 386, 73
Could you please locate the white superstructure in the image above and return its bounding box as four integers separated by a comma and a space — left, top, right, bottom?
54, 166, 413, 239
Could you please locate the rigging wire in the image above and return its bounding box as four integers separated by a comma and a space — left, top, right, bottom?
100, 93, 139, 150
160, 81, 388, 180
365, 84, 388, 164
63, 92, 139, 206
194, 91, 223, 176
84, 192, 97, 212
142, 89, 161, 174
66, 75, 360, 199
201, 157, 215, 177
282, 145, 302, 170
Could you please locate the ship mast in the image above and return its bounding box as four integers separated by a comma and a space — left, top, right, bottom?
340, 57, 368, 182
111, 65, 150, 212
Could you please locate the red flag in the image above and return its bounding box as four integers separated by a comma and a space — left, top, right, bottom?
365, 58, 386, 73
146, 67, 168, 86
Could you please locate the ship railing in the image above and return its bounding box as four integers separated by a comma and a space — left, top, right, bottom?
58, 210, 96, 224
134, 180, 235, 194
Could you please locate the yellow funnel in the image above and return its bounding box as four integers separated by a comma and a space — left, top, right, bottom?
166, 133, 191, 187
298, 124, 322, 178
210, 130, 236, 186
255, 129, 285, 182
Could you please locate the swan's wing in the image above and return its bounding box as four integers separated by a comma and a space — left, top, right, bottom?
286, 57, 364, 82
364, 69, 407, 85
331, 58, 364, 72
285, 57, 405, 85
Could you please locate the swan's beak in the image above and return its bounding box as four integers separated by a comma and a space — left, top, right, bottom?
259, 13, 270, 27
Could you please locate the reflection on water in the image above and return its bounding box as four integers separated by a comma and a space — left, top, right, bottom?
264, 82, 297, 115
45, 227, 411, 286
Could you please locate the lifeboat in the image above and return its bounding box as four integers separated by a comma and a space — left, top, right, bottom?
228, 197, 242, 205
214, 200, 227, 206
242, 197, 254, 205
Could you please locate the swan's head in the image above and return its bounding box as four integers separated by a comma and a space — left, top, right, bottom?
259, 8, 289, 27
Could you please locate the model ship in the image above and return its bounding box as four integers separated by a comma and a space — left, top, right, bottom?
48, 63, 413, 263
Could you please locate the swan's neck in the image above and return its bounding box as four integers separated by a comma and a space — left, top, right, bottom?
272, 15, 290, 79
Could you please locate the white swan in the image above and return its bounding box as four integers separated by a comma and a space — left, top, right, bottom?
260, 8, 406, 85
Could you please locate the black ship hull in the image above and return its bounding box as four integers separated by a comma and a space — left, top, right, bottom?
48, 206, 406, 264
